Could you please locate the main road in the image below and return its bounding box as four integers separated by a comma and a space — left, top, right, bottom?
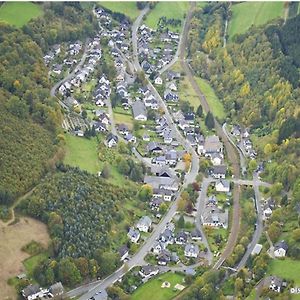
75, 7, 202, 300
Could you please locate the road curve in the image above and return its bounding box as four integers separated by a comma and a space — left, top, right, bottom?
179, 2, 241, 271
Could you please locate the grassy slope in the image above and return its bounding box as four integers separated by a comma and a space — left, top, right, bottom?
23, 252, 48, 276
0, 2, 43, 28
145, 2, 189, 31
267, 258, 300, 285
99, 2, 140, 20
64, 134, 101, 174
131, 272, 185, 300
194, 77, 226, 120
228, 2, 284, 39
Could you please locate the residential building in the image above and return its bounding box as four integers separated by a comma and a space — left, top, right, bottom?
136, 216, 152, 232
274, 240, 288, 257
184, 244, 199, 258
132, 100, 147, 121
127, 227, 140, 243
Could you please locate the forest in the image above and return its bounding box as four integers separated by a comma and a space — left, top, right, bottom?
18, 166, 140, 286
0, 22, 62, 209
188, 3, 300, 190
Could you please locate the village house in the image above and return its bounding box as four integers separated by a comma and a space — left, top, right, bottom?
144, 176, 179, 191
152, 241, 165, 255
157, 250, 171, 265
49, 282, 64, 298
274, 240, 288, 257
119, 245, 129, 261
136, 216, 152, 232
175, 231, 188, 245
210, 165, 227, 179
127, 227, 140, 243
199, 135, 223, 157
191, 228, 202, 241
263, 198, 276, 220
264, 276, 284, 293
132, 100, 147, 121
106, 133, 118, 148
154, 76, 163, 85
215, 179, 230, 193
139, 265, 159, 279
152, 188, 173, 202
184, 243, 199, 258
147, 141, 163, 154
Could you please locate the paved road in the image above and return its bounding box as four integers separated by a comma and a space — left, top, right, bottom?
50, 42, 88, 98
179, 2, 241, 271
194, 177, 214, 264
236, 172, 264, 271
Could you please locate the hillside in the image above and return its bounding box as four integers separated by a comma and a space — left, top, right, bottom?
228, 2, 284, 40
0, 2, 43, 28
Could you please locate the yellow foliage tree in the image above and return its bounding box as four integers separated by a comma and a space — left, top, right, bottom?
239, 82, 250, 97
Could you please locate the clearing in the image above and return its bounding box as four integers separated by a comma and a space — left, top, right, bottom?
64, 134, 101, 174
131, 272, 185, 300
144, 2, 189, 31
113, 111, 134, 130
267, 258, 300, 285
0, 217, 50, 300
0, 2, 43, 28
194, 77, 226, 120
228, 2, 284, 39
99, 2, 140, 21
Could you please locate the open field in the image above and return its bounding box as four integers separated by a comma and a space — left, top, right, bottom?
64, 134, 101, 174
0, 217, 50, 300
131, 272, 185, 300
144, 2, 189, 31
113, 111, 134, 130
99, 2, 140, 20
0, 2, 43, 28
194, 77, 226, 120
228, 2, 284, 39
23, 252, 48, 277
267, 258, 300, 285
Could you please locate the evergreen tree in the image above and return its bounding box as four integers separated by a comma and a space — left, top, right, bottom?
205, 111, 215, 129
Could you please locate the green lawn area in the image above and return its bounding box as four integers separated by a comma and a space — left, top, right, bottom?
113, 111, 134, 130
131, 272, 185, 300
0, 2, 43, 28
64, 134, 101, 174
145, 2, 189, 31
194, 77, 226, 120
23, 252, 48, 276
228, 2, 284, 40
99, 2, 140, 20
267, 258, 300, 285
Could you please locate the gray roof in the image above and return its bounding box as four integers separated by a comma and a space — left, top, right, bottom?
212, 165, 227, 175
49, 282, 64, 296
137, 216, 152, 227
274, 240, 288, 251
132, 100, 147, 118
144, 176, 179, 190
22, 285, 40, 297
185, 243, 199, 255
128, 227, 140, 239
140, 265, 159, 275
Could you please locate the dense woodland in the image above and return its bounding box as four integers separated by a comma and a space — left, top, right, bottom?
0, 22, 62, 208
18, 167, 139, 286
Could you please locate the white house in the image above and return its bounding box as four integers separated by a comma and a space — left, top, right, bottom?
106, 133, 118, 148
136, 216, 152, 232
274, 240, 288, 258
215, 180, 230, 193
127, 227, 140, 243
154, 76, 163, 85
139, 265, 159, 279
119, 245, 129, 261
184, 244, 199, 258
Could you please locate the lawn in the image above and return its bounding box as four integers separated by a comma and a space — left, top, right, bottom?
131, 272, 185, 300
23, 252, 48, 276
0, 2, 43, 28
228, 2, 284, 39
194, 77, 226, 120
99, 2, 140, 20
144, 2, 189, 31
267, 258, 300, 285
64, 134, 101, 174
113, 111, 134, 130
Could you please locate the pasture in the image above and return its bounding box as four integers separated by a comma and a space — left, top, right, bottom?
99, 2, 140, 20
144, 2, 189, 31
64, 134, 101, 174
0, 2, 43, 28
228, 2, 284, 39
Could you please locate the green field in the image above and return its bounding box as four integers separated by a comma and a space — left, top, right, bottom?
194, 77, 226, 120
228, 2, 284, 39
23, 252, 48, 276
145, 2, 189, 31
131, 272, 185, 300
64, 134, 101, 174
267, 258, 300, 285
99, 2, 140, 20
113, 111, 134, 130
0, 2, 43, 28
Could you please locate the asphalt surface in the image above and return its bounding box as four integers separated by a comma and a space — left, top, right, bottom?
50, 42, 88, 98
